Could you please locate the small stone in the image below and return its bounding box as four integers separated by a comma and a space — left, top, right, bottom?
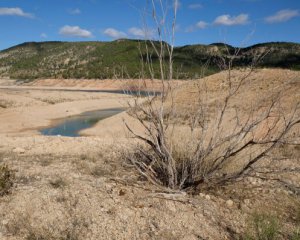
199, 193, 205, 198
166, 201, 177, 212
205, 195, 211, 200
226, 199, 234, 207
263, 189, 270, 194
241, 204, 250, 212
275, 189, 282, 194
244, 199, 251, 205
2, 219, 8, 225
13, 147, 25, 154
118, 189, 126, 196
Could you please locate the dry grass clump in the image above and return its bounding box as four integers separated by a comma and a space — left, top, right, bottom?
0, 164, 14, 196
0, 99, 14, 108
243, 207, 300, 240
6, 191, 91, 240
49, 176, 67, 189
291, 203, 300, 240
74, 151, 124, 179
244, 212, 280, 240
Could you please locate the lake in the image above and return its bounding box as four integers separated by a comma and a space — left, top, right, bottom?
40, 108, 125, 137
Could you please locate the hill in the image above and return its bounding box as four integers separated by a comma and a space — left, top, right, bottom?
0, 40, 299, 80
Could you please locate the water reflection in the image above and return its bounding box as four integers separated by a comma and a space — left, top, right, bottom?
40, 108, 125, 137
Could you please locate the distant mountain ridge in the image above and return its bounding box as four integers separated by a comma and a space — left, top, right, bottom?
0, 40, 299, 80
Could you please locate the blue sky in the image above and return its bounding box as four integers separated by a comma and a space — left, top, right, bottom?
0, 0, 299, 50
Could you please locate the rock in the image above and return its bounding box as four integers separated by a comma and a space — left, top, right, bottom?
2, 219, 8, 225
275, 189, 282, 194
199, 193, 205, 198
205, 195, 211, 200
166, 201, 177, 212
263, 189, 270, 194
226, 199, 234, 207
240, 204, 250, 212
248, 177, 257, 185
119, 189, 126, 196
13, 147, 25, 154
244, 199, 251, 205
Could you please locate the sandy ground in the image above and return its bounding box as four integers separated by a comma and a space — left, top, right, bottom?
0, 70, 299, 239
0, 88, 131, 136
0, 78, 184, 137
24, 78, 184, 92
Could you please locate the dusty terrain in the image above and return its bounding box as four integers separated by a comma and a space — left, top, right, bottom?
0, 89, 130, 136
0, 69, 299, 239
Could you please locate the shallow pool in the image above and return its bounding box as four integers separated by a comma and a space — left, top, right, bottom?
40, 108, 125, 137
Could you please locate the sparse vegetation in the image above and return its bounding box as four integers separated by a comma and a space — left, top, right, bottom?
0, 1, 299, 239
292, 230, 300, 240
49, 176, 67, 189
0, 99, 14, 108
125, 1, 300, 191
0, 164, 14, 196
0, 40, 299, 80
243, 213, 280, 240
6, 191, 91, 240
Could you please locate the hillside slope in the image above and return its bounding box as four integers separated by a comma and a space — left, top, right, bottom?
0, 40, 299, 80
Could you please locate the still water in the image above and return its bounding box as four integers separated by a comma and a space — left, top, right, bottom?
40, 108, 125, 137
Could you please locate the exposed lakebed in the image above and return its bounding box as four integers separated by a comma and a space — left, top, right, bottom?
40, 108, 125, 137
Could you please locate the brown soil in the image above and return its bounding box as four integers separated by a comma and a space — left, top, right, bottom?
0, 69, 299, 239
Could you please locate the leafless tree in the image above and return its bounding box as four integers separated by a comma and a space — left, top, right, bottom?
124, 0, 300, 191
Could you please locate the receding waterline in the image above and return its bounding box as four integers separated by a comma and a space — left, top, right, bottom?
40, 108, 125, 137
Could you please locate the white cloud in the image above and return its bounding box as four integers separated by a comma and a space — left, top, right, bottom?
214, 14, 249, 26
185, 21, 208, 32
40, 33, 47, 39
188, 4, 203, 9
0, 7, 33, 18
128, 27, 155, 38
59, 25, 93, 38
128, 27, 144, 37
185, 26, 195, 33
103, 28, 127, 39
265, 9, 299, 23
69, 8, 81, 15
196, 21, 208, 29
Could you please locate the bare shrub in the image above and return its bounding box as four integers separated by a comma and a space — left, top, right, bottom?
125, 0, 300, 190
